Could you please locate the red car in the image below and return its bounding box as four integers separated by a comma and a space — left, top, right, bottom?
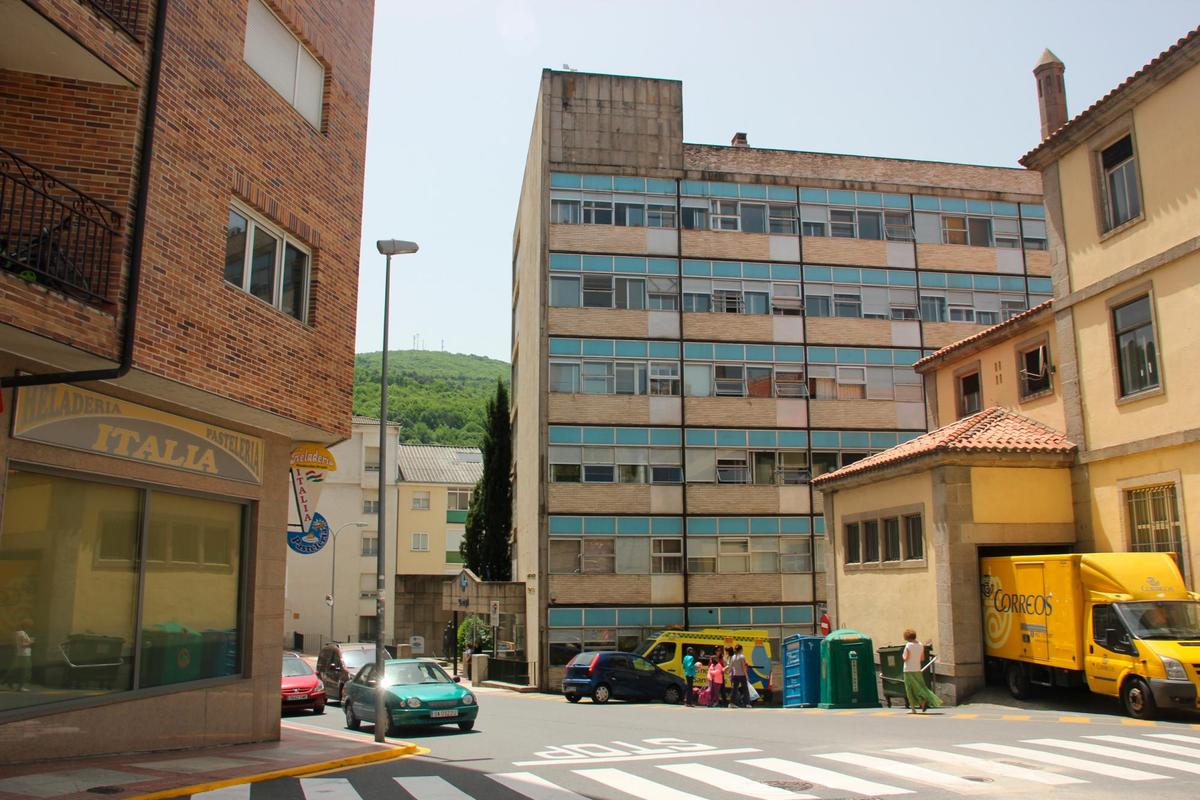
281, 653, 326, 714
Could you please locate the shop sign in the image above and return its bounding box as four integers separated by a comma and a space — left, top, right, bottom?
290, 443, 337, 471
288, 512, 331, 554
13, 383, 263, 483
290, 443, 336, 534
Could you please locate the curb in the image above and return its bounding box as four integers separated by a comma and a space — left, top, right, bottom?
479, 680, 539, 693
126, 742, 419, 800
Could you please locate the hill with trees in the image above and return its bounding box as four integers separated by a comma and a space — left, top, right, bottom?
352, 350, 509, 446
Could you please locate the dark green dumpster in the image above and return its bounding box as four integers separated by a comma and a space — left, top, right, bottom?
140, 623, 202, 687
878, 643, 934, 707
818, 628, 879, 709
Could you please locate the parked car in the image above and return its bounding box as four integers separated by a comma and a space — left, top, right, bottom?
316, 642, 392, 705
344, 658, 477, 734
562, 651, 687, 704
281, 652, 325, 714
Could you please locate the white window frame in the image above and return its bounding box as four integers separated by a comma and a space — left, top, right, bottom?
225, 202, 311, 322
411, 491, 431, 511
243, 0, 324, 128
410, 532, 430, 552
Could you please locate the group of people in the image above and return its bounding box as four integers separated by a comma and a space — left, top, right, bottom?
681, 644, 753, 708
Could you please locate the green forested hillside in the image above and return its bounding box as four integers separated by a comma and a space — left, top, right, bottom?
353, 350, 509, 446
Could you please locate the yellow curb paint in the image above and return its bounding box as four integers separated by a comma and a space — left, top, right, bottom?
1002, 715, 1031, 721
951, 713, 979, 719
305, 746, 430, 776
1121, 719, 1157, 727
125, 742, 418, 800
1058, 716, 1091, 724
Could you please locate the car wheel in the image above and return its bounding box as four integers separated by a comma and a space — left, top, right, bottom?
1122, 677, 1157, 720
592, 683, 612, 704
344, 701, 361, 730
565, 694, 581, 703
663, 685, 682, 705
1005, 662, 1032, 700
313, 701, 325, 715
458, 720, 475, 732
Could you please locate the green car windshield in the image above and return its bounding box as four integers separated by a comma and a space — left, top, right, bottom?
381, 662, 453, 687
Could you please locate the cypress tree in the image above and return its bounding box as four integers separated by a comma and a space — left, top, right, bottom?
461, 379, 512, 580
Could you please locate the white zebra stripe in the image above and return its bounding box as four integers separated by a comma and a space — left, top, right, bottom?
738, 757, 913, 796
488, 772, 591, 800
573, 767, 708, 800
958, 742, 1167, 781
393, 776, 473, 800
1024, 738, 1200, 776
815, 752, 985, 791
191, 785, 252, 800
658, 762, 817, 799
889, 746, 1086, 785
1086, 734, 1200, 759
300, 779, 364, 800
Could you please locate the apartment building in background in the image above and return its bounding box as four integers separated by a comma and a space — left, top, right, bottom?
0, 0, 373, 760
511, 69, 1048, 690
285, 418, 400, 654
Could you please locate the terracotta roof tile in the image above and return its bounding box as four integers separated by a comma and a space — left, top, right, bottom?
811, 407, 1075, 486
913, 300, 1053, 372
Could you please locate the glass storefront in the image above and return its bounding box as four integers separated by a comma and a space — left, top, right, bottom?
0, 470, 245, 713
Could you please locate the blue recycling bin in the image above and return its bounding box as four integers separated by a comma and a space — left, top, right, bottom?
782, 634, 823, 708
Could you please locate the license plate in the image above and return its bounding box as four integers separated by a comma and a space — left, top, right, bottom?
285, 693, 308, 701
429, 709, 459, 718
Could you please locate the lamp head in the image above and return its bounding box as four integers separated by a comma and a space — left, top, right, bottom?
376, 239, 419, 256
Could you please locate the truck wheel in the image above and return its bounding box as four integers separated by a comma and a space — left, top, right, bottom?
1122, 677, 1157, 720
1005, 662, 1032, 699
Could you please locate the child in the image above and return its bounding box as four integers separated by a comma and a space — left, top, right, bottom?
902, 628, 942, 713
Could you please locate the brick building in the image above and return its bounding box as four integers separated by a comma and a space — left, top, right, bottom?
0, 0, 373, 760
511, 69, 1048, 691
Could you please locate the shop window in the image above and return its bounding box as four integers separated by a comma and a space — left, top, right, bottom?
1112, 295, 1160, 397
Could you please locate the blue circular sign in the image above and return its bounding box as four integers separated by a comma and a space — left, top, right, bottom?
288, 512, 330, 555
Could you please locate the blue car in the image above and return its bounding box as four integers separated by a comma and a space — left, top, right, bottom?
562, 651, 687, 705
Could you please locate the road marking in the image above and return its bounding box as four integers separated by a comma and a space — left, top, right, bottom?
815, 752, 983, 791
300, 779, 363, 800
1150, 733, 1200, 744
1122, 718, 1158, 727
393, 776, 472, 800
657, 763, 816, 799
574, 768, 707, 800
1024, 738, 1200, 775
489, 772, 590, 800
1057, 716, 1091, 724
889, 746, 1086, 785
512, 747, 760, 767
958, 743, 1167, 780
738, 757, 913, 796
1001, 714, 1031, 721
192, 787, 252, 800
1087, 734, 1200, 758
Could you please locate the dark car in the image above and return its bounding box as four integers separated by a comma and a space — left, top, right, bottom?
316, 642, 392, 705
562, 651, 687, 705
281, 652, 325, 715
344, 658, 478, 734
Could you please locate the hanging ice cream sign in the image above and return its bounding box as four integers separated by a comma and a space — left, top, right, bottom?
290, 444, 337, 547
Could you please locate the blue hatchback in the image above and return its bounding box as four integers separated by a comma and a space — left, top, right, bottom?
562, 651, 687, 704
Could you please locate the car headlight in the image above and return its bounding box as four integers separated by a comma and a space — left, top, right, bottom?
461, 693, 475, 705
405, 696, 422, 708
1161, 656, 1189, 681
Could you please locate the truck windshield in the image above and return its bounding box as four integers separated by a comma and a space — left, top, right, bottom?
1117, 601, 1200, 640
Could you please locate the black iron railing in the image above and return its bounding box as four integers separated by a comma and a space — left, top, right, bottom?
85, 0, 143, 39
0, 147, 121, 305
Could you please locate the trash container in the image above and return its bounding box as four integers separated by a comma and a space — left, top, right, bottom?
782, 634, 822, 708
60, 634, 124, 689
818, 628, 880, 709
201, 629, 239, 679
140, 623, 202, 687
878, 643, 934, 707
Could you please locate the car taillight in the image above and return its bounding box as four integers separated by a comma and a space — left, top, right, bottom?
588, 654, 600, 675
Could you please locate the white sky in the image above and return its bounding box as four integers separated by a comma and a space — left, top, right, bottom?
353, 0, 1198, 362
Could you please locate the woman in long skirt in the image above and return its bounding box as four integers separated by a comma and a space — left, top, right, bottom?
902, 628, 942, 713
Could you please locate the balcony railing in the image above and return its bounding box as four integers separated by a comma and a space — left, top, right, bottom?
0, 147, 121, 305
85, 0, 143, 39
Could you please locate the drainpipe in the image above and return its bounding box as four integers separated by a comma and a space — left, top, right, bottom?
1, 0, 169, 391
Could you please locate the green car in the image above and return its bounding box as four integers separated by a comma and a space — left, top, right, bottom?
343, 658, 478, 734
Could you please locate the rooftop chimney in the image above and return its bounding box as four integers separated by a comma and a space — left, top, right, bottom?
731, 132, 748, 147
1034, 49, 1067, 140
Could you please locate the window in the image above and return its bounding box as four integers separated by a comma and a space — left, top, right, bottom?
775, 369, 807, 398
551, 199, 580, 224
716, 454, 750, 484
224, 206, 311, 321
958, 371, 981, 417
581, 362, 615, 393
884, 211, 913, 241
919, 294, 947, 323
862, 520, 880, 563
550, 362, 580, 393
448, 489, 471, 511
361, 535, 378, 556
582, 538, 616, 573
1091, 604, 1134, 654
1018, 341, 1052, 398
719, 539, 750, 573
649, 362, 680, 396
549, 275, 581, 307
844, 522, 860, 564
411, 532, 429, 552
883, 518, 901, 562
769, 204, 798, 234
582, 200, 613, 225
780, 538, 811, 572
688, 538, 717, 574
652, 538, 683, 574
244, 0, 324, 127
1127, 485, 1185, 579
1113, 295, 1159, 397
445, 529, 464, 564
362, 498, 379, 514
583, 275, 614, 308
714, 365, 745, 397
411, 491, 430, 510
1102, 135, 1142, 230
833, 292, 861, 318
904, 514, 924, 560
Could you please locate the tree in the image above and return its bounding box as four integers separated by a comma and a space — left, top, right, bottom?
461, 379, 513, 580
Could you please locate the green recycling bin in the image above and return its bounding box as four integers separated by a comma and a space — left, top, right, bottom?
818, 628, 880, 709
140, 622, 202, 687
878, 643, 934, 707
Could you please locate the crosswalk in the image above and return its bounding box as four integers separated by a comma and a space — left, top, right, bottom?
193, 731, 1200, 800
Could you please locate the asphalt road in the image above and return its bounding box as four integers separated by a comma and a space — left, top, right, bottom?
225, 685, 1200, 800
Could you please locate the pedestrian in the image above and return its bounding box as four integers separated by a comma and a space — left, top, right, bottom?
706, 655, 724, 707
728, 644, 749, 708
7, 620, 33, 692
723, 646, 735, 706
464, 644, 473, 681
682, 647, 697, 706
902, 629, 942, 713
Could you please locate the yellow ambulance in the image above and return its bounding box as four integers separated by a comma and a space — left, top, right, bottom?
981, 552, 1200, 719
641, 629, 774, 701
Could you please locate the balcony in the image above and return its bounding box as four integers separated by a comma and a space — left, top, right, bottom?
85, 0, 144, 40
1, 147, 121, 305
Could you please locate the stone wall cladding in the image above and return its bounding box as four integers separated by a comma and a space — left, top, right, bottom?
917, 243, 998, 272
549, 224, 650, 255
549, 393, 651, 425
682, 313, 773, 343
550, 574, 652, 604
923, 322, 992, 349
547, 307, 648, 338
548, 483, 652, 513
682, 230, 771, 261
808, 399, 898, 429
802, 238, 889, 268
686, 397, 776, 427
687, 484, 780, 515
1024, 249, 1052, 275
805, 317, 893, 347
688, 573, 782, 604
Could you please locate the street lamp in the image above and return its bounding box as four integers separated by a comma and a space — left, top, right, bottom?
374, 238, 418, 742
328, 522, 369, 644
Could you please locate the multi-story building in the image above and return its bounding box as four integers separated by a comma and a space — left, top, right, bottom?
511, 69, 1047, 690
0, 1, 372, 760
393, 444, 483, 656
285, 417, 401, 653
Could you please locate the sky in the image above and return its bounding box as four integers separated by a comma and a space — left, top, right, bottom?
353, 1, 1198, 363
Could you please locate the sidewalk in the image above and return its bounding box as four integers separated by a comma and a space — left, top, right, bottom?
0, 723, 417, 800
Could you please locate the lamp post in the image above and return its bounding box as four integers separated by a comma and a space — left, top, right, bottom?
374, 238, 418, 742
328, 522, 369, 644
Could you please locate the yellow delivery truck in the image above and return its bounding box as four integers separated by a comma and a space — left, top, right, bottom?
641, 629, 774, 701
980, 552, 1200, 719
